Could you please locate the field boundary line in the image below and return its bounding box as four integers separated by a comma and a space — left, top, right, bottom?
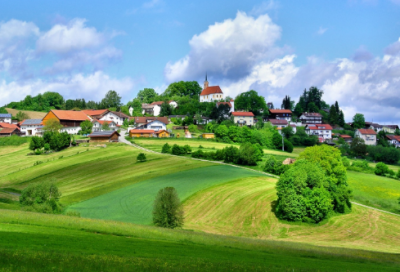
118, 131, 279, 179
351, 201, 400, 217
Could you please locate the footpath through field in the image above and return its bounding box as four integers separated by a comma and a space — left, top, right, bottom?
119, 130, 400, 218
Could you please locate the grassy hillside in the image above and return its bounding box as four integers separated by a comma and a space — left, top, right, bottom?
0, 209, 399, 272
0, 143, 213, 205
183, 176, 400, 254
5, 108, 47, 119
67, 166, 264, 224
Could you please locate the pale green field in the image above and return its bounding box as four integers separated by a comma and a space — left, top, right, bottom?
184, 176, 400, 254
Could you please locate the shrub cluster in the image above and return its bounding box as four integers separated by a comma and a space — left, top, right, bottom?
367, 145, 400, 164
29, 131, 71, 153
263, 156, 289, 175
275, 145, 351, 224
346, 160, 374, 173
170, 144, 192, 155
19, 182, 62, 213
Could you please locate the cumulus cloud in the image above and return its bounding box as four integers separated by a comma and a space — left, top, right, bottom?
36, 19, 104, 53
316, 26, 328, 35
0, 71, 138, 104
164, 11, 284, 82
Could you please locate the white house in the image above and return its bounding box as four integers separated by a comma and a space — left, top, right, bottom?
99, 111, 129, 126
305, 124, 332, 140
141, 103, 161, 116
134, 119, 167, 131
92, 120, 119, 132
232, 112, 254, 127
200, 75, 224, 102
355, 129, 376, 145
268, 119, 288, 129
300, 112, 323, 124
0, 114, 12, 124
216, 100, 235, 113
386, 135, 400, 148
20, 119, 43, 136
269, 109, 292, 122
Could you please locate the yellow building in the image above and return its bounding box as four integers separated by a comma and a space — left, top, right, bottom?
202, 133, 215, 139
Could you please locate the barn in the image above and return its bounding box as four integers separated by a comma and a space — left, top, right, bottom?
88, 131, 120, 142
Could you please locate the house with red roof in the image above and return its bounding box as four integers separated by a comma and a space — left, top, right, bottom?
386, 135, 400, 148
0, 127, 22, 137
232, 112, 254, 127
268, 109, 292, 122
92, 120, 119, 132
43, 110, 92, 134
305, 124, 333, 141
300, 112, 323, 124
355, 129, 377, 145
216, 99, 235, 113
200, 75, 224, 102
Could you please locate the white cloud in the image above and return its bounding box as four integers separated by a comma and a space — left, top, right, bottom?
317, 26, 328, 35
0, 71, 138, 105
36, 19, 104, 53
250, 1, 279, 16
0, 19, 39, 44
164, 11, 284, 82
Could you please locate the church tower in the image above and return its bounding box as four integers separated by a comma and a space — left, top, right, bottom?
204, 73, 209, 89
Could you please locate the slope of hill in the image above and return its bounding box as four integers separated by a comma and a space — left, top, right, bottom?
5, 108, 47, 119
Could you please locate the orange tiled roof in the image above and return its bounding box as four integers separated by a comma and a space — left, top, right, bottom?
340, 134, 352, 139
0, 122, 18, 129
232, 112, 254, 117
52, 110, 91, 121
216, 102, 232, 107
269, 109, 292, 114
130, 129, 155, 134
200, 86, 223, 96
82, 109, 109, 116
0, 127, 19, 134
358, 129, 377, 135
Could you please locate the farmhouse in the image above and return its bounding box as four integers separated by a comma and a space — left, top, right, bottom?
142, 103, 161, 116
305, 124, 332, 140
268, 119, 288, 129
82, 109, 109, 119
134, 119, 167, 131
43, 110, 91, 134
100, 111, 129, 126
200, 75, 224, 102
88, 131, 120, 142
92, 120, 119, 132
382, 125, 399, 134
232, 112, 254, 127
129, 129, 170, 138
386, 135, 400, 148
20, 119, 43, 136
0, 113, 12, 124
131, 117, 169, 127
300, 112, 322, 124
339, 134, 352, 143
0, 127, 22, 137
355, 129, 377, 145
268, 109, 292, 122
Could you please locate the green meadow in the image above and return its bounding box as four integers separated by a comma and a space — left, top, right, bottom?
0, 209, 399, 272
67, 165, 264, 224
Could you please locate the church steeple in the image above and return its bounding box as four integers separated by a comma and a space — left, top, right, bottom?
204, 73, 209, 89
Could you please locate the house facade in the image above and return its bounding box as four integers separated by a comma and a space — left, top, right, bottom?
129, 129, 170, 138
131, 117, 169, 127
268, 109, 292, 122
305, 124, 333, 140
386, 135, 400, 148
382, 125, 399, 134
20, 119, 43, 136
355, 129, 377, 145
99, 111, 129, 126
232, 112, 254, 127
92, 120, 118, 132
135, 120, 167, 131
268, 119, 288, 129
88, 131, 120, 142
0, 114, 12, 124
141, 103, 161, 116
300, 112, 323, 124
0, 127, 22, 137
339, 134, 352, 143
200, 76, 224, 102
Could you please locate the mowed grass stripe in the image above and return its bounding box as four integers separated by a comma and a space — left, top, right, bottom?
68, 165, 264, 224
183, 176, 400, 253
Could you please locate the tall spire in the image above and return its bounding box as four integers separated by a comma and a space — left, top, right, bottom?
205, 72, 208, 82
204, 72, 209, 89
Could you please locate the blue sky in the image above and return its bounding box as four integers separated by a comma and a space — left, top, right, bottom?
1, 0, 400, 123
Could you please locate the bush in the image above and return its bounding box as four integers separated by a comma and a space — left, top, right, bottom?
238, 143, 262, 165
350, 137, 367, 158
19, 182, 62, 213
375, 162, 389, 176
137, 153, 147, 162
223, 146, 240, 164
341, 156, 350, 167
161, 143, 171, 153
44, 143, 50, 151
171, 144, 185, 155
348, 160, 373, 173
152, 187, 184, 229
188, 124, 197, 132
284, 139, 293, 153
183, 145, 192, 154
263, 156, 289, 175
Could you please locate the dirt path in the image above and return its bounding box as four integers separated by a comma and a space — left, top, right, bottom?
119, 130, 400, 217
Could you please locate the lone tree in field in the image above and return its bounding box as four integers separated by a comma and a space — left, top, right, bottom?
137, 153, 147, 162
152, 187, 184, 229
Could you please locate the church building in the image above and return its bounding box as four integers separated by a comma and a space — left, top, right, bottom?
199, 75, 224, 102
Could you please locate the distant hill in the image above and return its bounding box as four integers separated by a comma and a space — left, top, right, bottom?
6, 108, 47, 120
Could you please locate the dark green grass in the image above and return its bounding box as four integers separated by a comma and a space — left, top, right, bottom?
67, 165, 264, 224
0, 210, 399, 272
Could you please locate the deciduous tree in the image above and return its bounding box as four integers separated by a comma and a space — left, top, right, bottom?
152, 187, 184, 228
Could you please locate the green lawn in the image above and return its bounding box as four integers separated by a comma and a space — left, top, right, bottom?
348, 171, 400, 213
67, 165, 264, 224
184, 176, 400, 254
0, 209, 399, 272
